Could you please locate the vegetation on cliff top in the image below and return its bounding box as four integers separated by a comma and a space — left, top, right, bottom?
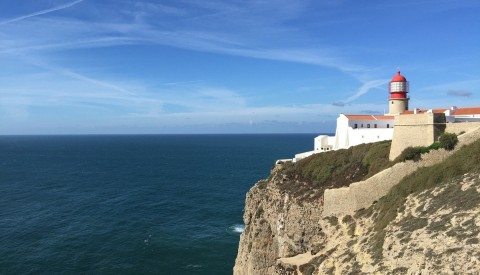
278, 140, 392, 200
393, 132, 459, 162
364, 136, 480, 261
296, 140, 392, 186
276, 133, 459, 200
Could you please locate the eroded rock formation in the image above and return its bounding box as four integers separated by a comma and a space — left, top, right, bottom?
234, 128, 480, 274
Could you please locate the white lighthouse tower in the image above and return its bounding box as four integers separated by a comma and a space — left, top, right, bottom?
388, 71, 409, 115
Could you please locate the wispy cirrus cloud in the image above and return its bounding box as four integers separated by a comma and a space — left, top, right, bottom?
332, 79, 389, 107
344, 79, 389, 103
2, 0, 433, 134
0, 0, 365, 74
0, 0, 84, 26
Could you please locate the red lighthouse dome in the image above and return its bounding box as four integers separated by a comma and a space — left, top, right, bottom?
391, 70, 407, 82
389, 70, 408, 99
388, 70, 409, 114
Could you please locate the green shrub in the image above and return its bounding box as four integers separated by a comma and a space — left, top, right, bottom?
324, 216, 339, 226
428, 142, 441, 150
439, 133, 458, 150
298, 263, 315, 275
394, 146, 429, 162
342, 215, 354, 224
394, 136, 460, 164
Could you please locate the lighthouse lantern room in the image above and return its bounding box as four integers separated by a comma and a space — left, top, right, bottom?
388, 71, 409, 115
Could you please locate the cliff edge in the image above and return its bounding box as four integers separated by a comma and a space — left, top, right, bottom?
234, 128, 480, 274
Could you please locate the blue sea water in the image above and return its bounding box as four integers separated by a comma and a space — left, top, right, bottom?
0, 134, 317, 274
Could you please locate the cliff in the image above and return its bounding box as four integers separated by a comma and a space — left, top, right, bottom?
234, 127, 480, 274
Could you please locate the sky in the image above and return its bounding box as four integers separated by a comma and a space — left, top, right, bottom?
1, 0, 480, 134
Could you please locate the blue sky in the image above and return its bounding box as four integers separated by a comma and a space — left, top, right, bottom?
1, 0, 479, 134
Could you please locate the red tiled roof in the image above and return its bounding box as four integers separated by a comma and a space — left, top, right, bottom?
402, 108, 447, 114
401, 107, 480, 115
454, 107, 480, 115
345, 115, 394, 120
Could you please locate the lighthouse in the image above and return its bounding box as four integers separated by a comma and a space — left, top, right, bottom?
388, 71, 409, 115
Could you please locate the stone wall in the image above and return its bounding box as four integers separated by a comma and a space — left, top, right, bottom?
445, 122, 480, 135
322, 127, 480, 217
323, 149, 447, 217
389, 113, 446, 161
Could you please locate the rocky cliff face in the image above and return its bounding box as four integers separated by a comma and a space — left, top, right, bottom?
234, 129, 480, 274
233, 166, 325, 275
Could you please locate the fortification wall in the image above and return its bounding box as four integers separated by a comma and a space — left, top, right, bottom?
389, 113, 446, 161
322, 127, 480, 217
323, 149, 447, 216
445, 122, 480, 135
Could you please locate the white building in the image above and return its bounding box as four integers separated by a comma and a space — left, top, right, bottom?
293, 70, 407, 162
405, 107, 480, 123
294, 114, 394, 162
286, 71, 480, 163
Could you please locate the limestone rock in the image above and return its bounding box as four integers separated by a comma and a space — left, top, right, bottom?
234, 128, 480, 274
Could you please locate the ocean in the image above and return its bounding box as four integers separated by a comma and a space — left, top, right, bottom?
0, 134, 317, 274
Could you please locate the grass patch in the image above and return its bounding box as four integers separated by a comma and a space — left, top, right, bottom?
368, 137, 480, 261
296, 140, 391, 187
392, 267, 408, 274
466, 238, 479, 245
311, 243, 325, 255
342, 215, 354, 224
299, 263, 315, 275
393, 134, 457, 163
324, 216, 339, 226
394, 146, 431, 162
341, 215, 356, 236
275, 264, 297, 274
355, 207, 374, 218
348, 222, 356, 237
278, 141, 392, 200
325, 266, 335, 275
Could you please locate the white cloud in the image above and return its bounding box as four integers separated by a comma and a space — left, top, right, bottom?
0, 0, 365, 75
344, 79, 389, 103
0, 0, 84, 26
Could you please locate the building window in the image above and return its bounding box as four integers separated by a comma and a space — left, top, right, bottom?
391, 101, 394, 104
387, 124, 390, 128
367, 124, 370, 128
374, 124, 377, 128
361, 124, 363, 128
354, 124, 358, 129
